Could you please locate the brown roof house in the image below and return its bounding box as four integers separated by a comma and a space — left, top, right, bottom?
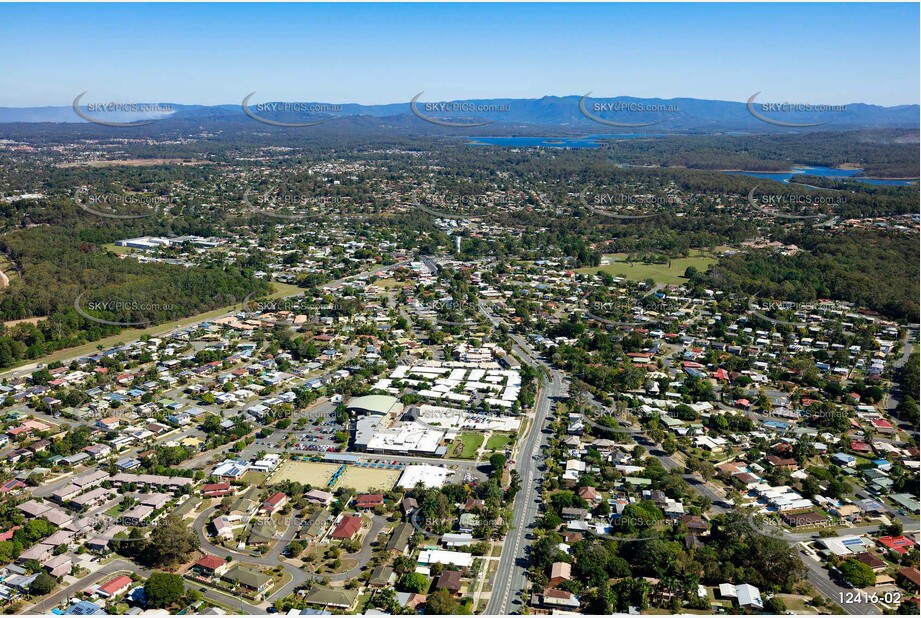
436, 570, 464, 595
549, 562, 572, 587
680, 514, 710, 535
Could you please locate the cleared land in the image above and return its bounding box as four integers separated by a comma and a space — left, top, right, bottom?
373, 277, 411, 289
577, 252, 716, 285
2, 316, 46, 329
103, 243, 136, 255
0, 255, 17, 288
335, 466, 400, 493
269, 460, 340, 487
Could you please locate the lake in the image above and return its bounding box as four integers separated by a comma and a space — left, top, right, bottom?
466, 139, 917, 187
725, 166, 916, 187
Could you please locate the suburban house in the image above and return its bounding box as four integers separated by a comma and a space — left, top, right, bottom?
354, 493, 385, 509
330, 515, 362, 540
193, 555, 231, 578
97, 575, 133, 598
549, 562, 572, 587
223, 566, 271, 597
261, 492, 288, 515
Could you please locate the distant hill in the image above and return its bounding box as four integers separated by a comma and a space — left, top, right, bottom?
0, 95, 917, 131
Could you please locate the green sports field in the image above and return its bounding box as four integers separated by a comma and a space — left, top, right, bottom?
576, 253, 716, 285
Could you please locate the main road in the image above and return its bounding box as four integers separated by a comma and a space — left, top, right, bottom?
480, 303, 565, 615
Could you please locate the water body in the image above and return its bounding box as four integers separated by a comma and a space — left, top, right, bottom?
725, 166, 916, 187
466, 140, 917, 187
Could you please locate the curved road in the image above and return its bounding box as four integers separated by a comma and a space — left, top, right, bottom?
193, 504, 386, 606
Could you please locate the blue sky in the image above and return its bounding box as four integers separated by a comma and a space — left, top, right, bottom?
0, 2, 917, 107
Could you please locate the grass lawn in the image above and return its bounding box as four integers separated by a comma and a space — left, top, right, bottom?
453, 433, 484, 459
777, 594, 820, 614
102, 243, 135, 256
576, 252, 716, 286
105, 503, 127, 517
485, 433, 513, 452
241, 471, 267, 486
373, 277, 410, 288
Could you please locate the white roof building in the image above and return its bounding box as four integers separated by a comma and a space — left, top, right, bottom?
397, 465, 453, 489
417, 549, 474, 568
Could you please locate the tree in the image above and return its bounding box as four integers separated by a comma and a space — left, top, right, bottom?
764, 595, 787, 613
29, 572, 56, 596
838, 559, 876, 588
399, 572, 430, 593
143, 516, 199, 567
393, 555, 416, 575
531, 533, 564, 572
287, 541, 306, 557
144, 572, 185, 608
489, 453, 507, 474
879, 520, 903, 537
426, 589, 464, 614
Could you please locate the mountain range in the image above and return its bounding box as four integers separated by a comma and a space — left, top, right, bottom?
0, 95, 917, 131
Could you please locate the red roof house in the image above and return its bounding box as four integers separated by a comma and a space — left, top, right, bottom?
194, 554, 230, 577
355, 494, 385, 509
0, 525, 21, 542
870, 418, 895, 432
330, 515, 362, 540
262, 492, 288, 514
202, 482, 234, 498
98, 575, 133, 598
878, 535, 918, 555
0, 479, 27, 494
